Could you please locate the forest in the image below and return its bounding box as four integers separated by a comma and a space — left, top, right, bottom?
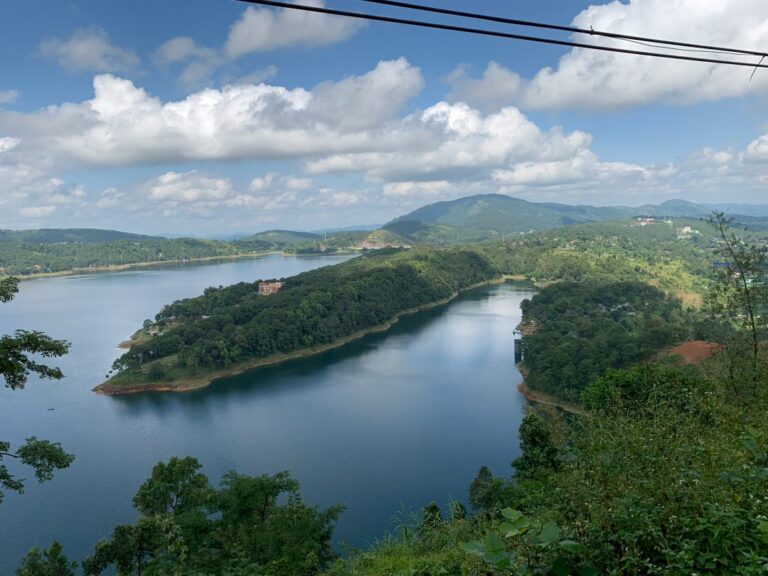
0, 238, 257, 276
520, 281, 690, 399
104, 247, 498, 389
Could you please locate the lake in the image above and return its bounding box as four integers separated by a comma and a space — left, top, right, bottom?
0, 254, 532, 571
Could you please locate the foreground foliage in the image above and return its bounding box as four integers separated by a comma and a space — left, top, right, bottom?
0, 276, 74, 503
78, 458, 342, 575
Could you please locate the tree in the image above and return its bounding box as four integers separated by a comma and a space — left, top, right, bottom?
16, 542, 76, 576
0, 276, 74, 502
133, 457, 212, 517
512, 414, 558, 479
469, 466, 495, 511
708, 211, 767, 388
83, 518, 164, 576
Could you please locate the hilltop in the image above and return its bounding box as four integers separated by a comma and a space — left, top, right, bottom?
383, 194, 767, 243
0, 228, 162, 244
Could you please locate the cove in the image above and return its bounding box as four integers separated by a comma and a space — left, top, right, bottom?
0, 254, 532, 572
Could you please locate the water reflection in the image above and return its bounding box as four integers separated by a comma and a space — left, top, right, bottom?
0, 260, 534, 572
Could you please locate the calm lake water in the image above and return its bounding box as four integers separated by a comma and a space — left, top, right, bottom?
0, 254, 532, 571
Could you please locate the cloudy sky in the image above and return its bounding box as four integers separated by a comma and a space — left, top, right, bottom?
1, 0, 767, 234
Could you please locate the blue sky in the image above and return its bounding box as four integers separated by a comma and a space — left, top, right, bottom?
1, 0, 767, 234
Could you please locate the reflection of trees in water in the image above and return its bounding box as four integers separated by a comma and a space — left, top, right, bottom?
113, 283, 535, 418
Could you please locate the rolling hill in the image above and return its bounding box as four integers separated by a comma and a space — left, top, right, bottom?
0, 228, 161, 244
383, 194, 768, 243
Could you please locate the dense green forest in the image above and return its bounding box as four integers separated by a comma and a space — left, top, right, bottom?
520, 281, 690, 399
103, 247, 497, 390
0, 238, 255, 276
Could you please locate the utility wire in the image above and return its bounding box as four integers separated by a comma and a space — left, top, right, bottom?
238, 0, 768, 70
359, 0, 768, 59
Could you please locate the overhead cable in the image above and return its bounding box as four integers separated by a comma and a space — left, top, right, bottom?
237, 0, 768, 70
359, 0, 768, 58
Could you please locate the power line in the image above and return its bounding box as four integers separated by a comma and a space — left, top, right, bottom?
359, 0, 767, 59
238, 0, 768, 70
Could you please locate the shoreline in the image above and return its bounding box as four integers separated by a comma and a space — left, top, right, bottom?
515, 364, 588, 417
13, 252, 283, 281
11, 249, 364, 281
95, 275, 519, 396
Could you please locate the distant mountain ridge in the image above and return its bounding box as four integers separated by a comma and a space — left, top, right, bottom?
383, 194, 767, 243
0, 228, 161, 244
4, 196, 767, 249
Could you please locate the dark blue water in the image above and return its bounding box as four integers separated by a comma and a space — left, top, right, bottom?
0, 255, 532, 571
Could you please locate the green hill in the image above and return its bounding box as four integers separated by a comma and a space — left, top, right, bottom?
383, 194, 768, 244
0, 228, 161, 244
237, 230, 321, 245
384, 194, 627, 243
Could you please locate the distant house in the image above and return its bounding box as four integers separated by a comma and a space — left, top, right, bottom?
676, 225, 700, 240
258, 281, 284, 296
360, 241, 411, 250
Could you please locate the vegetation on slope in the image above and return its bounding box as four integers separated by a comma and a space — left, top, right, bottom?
0, 238, 255, 276
102, 247, 498, 391
520, 281, 689, 400
0, 228, 162, 244
383, 193, 767, 244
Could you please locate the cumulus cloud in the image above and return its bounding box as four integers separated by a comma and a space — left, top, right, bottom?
155, 1, 362, 87
224, 0, 364, 58
147, 171, 232, 203
308, 59, 424, 131
20, 205, 56, 218
40, 27, 140, 73
0, 90, 20, 105
745, 134, 768, 162
0, 59, 421, 168
447, 62, 522, 112
448, 0, 768, 110
306, 101, 593, 182
154, 37, 215, 66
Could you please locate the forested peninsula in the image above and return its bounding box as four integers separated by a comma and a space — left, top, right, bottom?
96, 248, 502, 393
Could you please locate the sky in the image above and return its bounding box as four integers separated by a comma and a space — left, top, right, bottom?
1, 0, 768, 235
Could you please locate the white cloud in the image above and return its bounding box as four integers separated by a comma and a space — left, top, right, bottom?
146, 171, 232, 203
447, 62, 522, 111
0, 137, 20, 153
0, 90, 19, 105
224, 0, 364, 59
154, 37, 215, 66
20, 205, 57, 218
96, 187, 124, 209
448, 0, 768, 110
0, 60, 421, 168
309, 58, 423, 131
383, 181, 451, 197
156, 1, 362, 87
306, 101, 593, 182
40, 27, 140, 73
745, 134, 768, 162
